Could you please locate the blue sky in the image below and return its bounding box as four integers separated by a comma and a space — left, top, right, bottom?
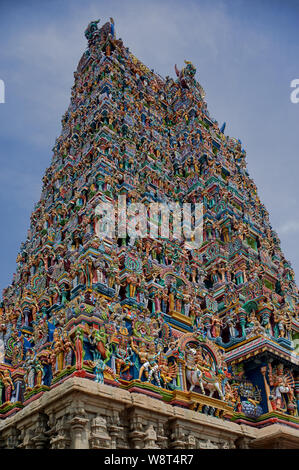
0, 0, 299, 293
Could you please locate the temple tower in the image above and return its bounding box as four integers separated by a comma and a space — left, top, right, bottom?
0, 19, 298, 449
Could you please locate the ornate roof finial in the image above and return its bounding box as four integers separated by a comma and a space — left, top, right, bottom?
84, 19, 100, 45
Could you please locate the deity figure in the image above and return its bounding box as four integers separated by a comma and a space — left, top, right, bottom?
168, 282, 176, 312
185, 346, 224, 399
24, 350, 36, 389
94, 259, 106, 284
225, 314, 236, 339
157, 346, 178, 389
107, 253, 119, 289
130, 338, 158, 383
224, 382, 237, 407
0, 369, 14, 402
137, 278, 149, 307
63, 331, 73, 368
126, 274, 138, 298
236, 380, 263, 418
35, 359, 44, 387
92, 342, 116, 384
250, 316, 265, 336
53, 329, 64, 372
210, 314, 222, 338
274, 311, 286, 338
161, 289, 169, 313
73, 327, 85, 370
144, 342, 161, 386
115, 337, 134, 377
109, 303, 126, 327
88, 326, 109, 360
260, 311, 272, 336
93, 358, 107, 384
33, 315, 48, 345
267, 363, 295, 412
182, 288, 191, 316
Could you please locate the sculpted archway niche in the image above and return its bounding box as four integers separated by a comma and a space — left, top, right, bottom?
179, 333, 228, 400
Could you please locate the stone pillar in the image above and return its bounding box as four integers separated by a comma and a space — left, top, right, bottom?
48, 414, 71, 449
128, 414, 145, 449
156, 422, 168, 449
108, 411, 123, 449
169, 421, 186, 449
31, 414, 49, 449
70, 416, 89, 449
235, 436, 253, 449
89, 415, 111, 449
18, 428, 34, 449
5, 427, 20, 449
67, 398, 89, 448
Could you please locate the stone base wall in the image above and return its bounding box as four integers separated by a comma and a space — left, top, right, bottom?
0, 377, 298, 449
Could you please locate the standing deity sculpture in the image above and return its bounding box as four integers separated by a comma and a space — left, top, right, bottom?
114, 337, 134, 377
24, 350, 36, 389
0, 369, 14, 403
267, 363, 295, 412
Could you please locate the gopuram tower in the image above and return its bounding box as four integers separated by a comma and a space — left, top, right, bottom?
0, 19, 298, 449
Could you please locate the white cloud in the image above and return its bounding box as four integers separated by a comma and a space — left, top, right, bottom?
279, 220, 299, 235
0, 1, 230, 149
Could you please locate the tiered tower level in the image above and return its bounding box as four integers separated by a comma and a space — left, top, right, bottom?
0, 19, 299, 434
